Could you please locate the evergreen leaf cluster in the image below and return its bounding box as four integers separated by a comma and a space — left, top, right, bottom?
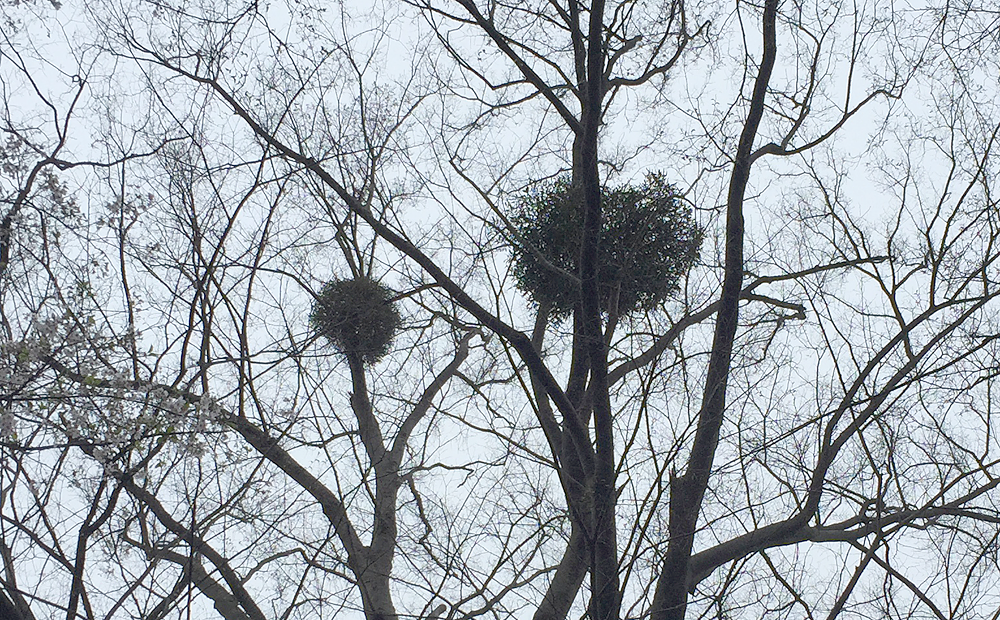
510, 173, 702, 317
311, 276, 401, 363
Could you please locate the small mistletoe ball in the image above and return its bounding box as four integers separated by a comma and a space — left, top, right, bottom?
510, 173, 702, 318
311, 276, 401, 363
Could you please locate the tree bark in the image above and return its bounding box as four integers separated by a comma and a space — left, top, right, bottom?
577, 1, 620, 619
533, 525, 589, 620
649, 1, 778, 618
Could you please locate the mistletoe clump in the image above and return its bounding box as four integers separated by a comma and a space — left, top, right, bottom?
510, 173, 702, 318
310, 276, 401, 364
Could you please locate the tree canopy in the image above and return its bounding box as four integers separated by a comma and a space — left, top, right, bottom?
2, 1, 1000, 620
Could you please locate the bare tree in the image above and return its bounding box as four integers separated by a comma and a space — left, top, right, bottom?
2, 0, 1000, 619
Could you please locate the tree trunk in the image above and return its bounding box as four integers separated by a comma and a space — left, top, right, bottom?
650, 1, 778, 618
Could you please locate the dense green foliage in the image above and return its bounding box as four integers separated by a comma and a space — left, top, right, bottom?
311, 276, 401, 363
510, 173, 702, 317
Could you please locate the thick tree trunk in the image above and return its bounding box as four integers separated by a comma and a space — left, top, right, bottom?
577, 1, 620, 619
649, 1, 778, 618
533, 526, 589, 620
347, 353, 400, 620
358, 571, 398, 620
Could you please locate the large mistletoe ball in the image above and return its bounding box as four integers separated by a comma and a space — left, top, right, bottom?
310, 276, 401, 363
510, 173, 702, 318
